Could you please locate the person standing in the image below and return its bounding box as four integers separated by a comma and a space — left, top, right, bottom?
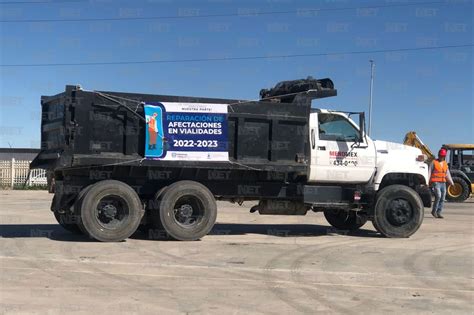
429, 148, 454, 218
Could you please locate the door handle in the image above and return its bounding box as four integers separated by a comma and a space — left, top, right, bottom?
317, 146, 326, 151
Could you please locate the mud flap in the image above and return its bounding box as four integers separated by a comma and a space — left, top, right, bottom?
416, 185, 432, 208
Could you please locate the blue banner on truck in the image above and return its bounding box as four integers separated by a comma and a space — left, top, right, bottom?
144, 102, 228, 161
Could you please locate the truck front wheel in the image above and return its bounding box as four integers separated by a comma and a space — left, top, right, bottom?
324, 210, 367, 231
373, 185, 423, 238
152, 181, 217, 241
77, 180, 144, 242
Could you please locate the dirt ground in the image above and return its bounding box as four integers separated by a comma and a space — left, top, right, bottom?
0, 190, 472, 314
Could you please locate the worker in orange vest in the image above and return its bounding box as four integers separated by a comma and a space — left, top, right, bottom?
429, 148, 454, 218
147, 112, 158, 150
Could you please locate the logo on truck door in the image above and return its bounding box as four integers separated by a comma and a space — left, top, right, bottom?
144, 102, 228, 161
329, 151, 358, 158
329, 150, 359, 166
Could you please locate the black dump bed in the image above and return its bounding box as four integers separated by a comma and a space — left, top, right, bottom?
31, 78, 336, 174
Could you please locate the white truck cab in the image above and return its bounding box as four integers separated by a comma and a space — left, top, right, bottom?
305, 109, 431, 238
308, 109, 429, 190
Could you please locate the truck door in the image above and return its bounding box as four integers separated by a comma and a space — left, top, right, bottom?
308, 112, 376, 183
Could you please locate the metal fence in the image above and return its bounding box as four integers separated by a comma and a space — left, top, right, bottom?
0, 159, 47, 188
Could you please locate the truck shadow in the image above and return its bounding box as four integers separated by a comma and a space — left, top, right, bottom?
209, 223, 380, 238
132, 223, 381, 240
0, 223, 381, 242
0, 224, 92, 242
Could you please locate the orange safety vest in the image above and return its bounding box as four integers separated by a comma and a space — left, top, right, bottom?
430, 160, 448, 183
148, 117, 156, 131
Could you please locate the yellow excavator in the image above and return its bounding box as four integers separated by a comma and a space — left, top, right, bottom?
404, 132, 473, 202
403, 131, 435, 163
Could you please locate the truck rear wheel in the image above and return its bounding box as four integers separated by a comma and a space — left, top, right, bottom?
324, 209, 367, 231
51, 194, 82, 234
139, 186, 169, 235
152, 181, 217, 241
373, 185, 423, 238
54, 210, 82, 234
446, 177, 470, 202
77, 180, 144, 242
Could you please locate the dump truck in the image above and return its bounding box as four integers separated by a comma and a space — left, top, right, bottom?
31, 77, 431, 242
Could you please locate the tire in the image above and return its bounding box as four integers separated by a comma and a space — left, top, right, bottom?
373, 185, 424, 238
54, 209, 82, 234
151, 180, 217, 241
446, 177, 470, 202
52, 192, 84, 235
73, 184, 97, 235
77, 180, 144, 242
324, 209, 367, 231
139, 186, 169, 236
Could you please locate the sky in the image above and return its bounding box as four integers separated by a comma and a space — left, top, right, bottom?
0, 0, 472, 152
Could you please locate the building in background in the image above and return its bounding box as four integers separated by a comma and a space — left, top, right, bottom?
0, 148, 46, 188
0, 148, 40, 161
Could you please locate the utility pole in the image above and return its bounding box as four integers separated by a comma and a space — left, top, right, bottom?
368, 60, 375, 136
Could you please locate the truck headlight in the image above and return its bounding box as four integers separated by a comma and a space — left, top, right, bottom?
416, 154, 425, 162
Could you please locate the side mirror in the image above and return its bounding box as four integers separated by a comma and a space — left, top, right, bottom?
358, 112, 366, 142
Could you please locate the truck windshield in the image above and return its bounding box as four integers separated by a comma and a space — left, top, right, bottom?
318, 113, 360, 142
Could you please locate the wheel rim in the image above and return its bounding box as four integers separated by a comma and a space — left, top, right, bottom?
96, 195, 130, 229
173, 196, 204, 228
386, 198, 413, 226
448, 183, 463, 198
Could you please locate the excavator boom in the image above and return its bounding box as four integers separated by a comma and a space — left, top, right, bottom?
403, 131, 435, 163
